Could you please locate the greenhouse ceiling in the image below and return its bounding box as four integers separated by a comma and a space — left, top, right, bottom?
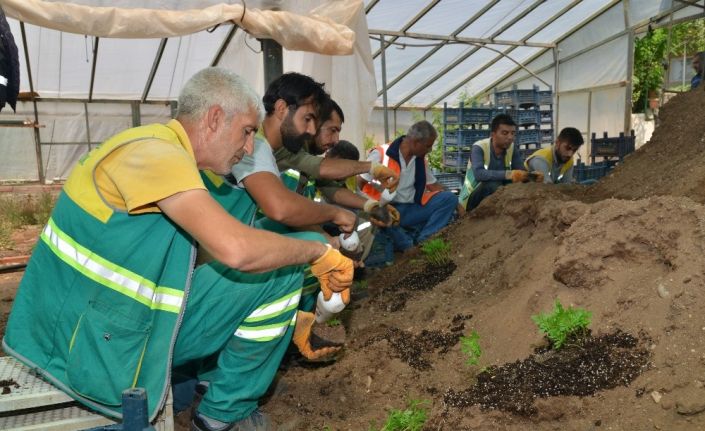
365, 0, 705, 109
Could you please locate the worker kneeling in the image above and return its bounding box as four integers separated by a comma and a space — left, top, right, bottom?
459, 113, 543, 211
524, 127, 584, 184
2, 67, 353, 431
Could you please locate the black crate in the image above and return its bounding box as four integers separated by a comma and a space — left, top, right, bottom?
574, 160, 615, 183
590, 130, 635, 163
538, 90, 553, 105
461, 108, 494, 124
494, 84, 540, 108
540, 110, 553, 123
443, 151, 472, 169
444, 107, 462, 124
540, 129, 553, 143
516, 129, 541, 145
435, 172, 464, 191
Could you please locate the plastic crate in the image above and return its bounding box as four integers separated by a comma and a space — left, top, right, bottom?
494, 84, 539, 108
444, 108, 462, 124
435, 172, 464, 191
461, 108, 494, 124
540, 110, 553, 123
444, 129, 461, 146
540, 129, 553, 143
590, 130, 636, 162
574, 160, 612, 183
515, 129, 540, 145
459, 129, 490, 145
538, 90, 553, 105
443, 151, 472, 168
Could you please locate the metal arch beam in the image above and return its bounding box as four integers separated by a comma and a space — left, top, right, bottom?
392, 0, 546, 109
368, 30, 555, 48
88, 37, 99, 102
375, 0, 499, 97
424, 0, 582, 109
674, 0, 705, 10
19, 21, 44, 184
211, 24, 239, 67
371, 0, 441, 59
365, 0, 380, 14
141, 38, 168, 103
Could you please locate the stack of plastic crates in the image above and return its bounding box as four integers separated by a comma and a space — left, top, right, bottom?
442, 102, 493, 175
493, 84, 553, 162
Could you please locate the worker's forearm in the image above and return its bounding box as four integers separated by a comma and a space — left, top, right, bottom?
319, 158, 371, 180
228, 228, 327, 272
330, 188, 367, 210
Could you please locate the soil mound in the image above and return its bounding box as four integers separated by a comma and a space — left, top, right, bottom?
587, 89, 705, 202
260, 89, 705, 431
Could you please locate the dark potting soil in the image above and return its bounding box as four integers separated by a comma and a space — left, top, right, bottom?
444, 330, 651, 416
362, 319, 468, 371
374, 261, 457, 312
0, 378, 19, 395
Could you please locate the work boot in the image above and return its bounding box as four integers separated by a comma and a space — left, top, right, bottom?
191, 409, 272, 431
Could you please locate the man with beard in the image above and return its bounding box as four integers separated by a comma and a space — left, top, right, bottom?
199, 73, 359, 359
459, 113, 542, 211
524, 127, 584, 184
271, 82, 399, 189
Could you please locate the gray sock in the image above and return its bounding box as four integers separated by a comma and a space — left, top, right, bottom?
196, 412, 230, 430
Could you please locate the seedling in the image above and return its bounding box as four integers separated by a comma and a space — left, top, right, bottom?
420, 238, 451, 266
460, 331, 482, 366
531, 300, 592, 349
378, 399, 429, 431
326, 318, 342, 327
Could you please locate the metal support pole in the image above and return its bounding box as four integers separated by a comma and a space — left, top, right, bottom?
19, 22, 44, 184
625, 30, 635, 136
261, 39, 283, 89
83, 102, 92, 151
131, 101, 141, 127
553, 46, 560, 131
380, 35, 390, 143
170, 100, 178, 119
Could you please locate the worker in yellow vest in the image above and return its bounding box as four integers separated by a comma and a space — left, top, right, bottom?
524, 127, 584, 184
459, 113, 543, 211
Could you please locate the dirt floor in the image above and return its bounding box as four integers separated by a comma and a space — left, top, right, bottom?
3, 89, 705, 430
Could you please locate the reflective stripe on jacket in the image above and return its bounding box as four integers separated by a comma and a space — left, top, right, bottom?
361, 136, 438, 205
458, 138, 513, 208
4, 122, 196, 421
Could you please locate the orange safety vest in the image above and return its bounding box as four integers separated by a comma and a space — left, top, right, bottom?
361, 137, 440, 205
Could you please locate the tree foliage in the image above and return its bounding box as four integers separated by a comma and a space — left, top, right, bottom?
632, 19, 705, 113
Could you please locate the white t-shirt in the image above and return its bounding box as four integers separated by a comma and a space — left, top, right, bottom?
230, 136, 280, 186
366, 147, 437, 204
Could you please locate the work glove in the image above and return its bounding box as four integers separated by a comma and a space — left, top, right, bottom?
506, 169, 530, 183
310, 244, 353, 304
292, 310, 342, 360
529, 171, 545, 183
370, 162, 399, 192
364, 199, 390, 227
386, 204, 401, 225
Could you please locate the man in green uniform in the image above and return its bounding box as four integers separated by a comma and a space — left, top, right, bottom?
3, 67, 353, 431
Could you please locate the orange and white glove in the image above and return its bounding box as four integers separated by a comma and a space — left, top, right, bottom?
386, 204, 401, 225
292, 311, 342, 360
506, 169, 530, 183
370, 162, 399, 192
530, 171, 545, 183
310, 245, 354, 304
